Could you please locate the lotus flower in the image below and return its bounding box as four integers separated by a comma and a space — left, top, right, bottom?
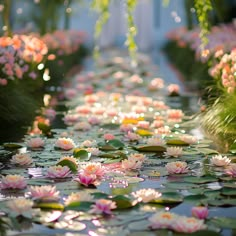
120, 124, 134, 133
167, 109, 184, 120
74, 121, 91, 131
103, 133, 115, 141
46, 165, 71, 178
6, 198, 34, 217
86, 147, 100, 156
149, 212, 177, 229
124, 131, 141, 142
81, 139, 97, 147
146, 137, 166, 146
191, 206, 209, 219
121, 158, 142, 170
1, 175, 27, 189
128, 153, 146, 162
90, 199, 117, 214
164, 147, 183, 157
65, 192, 94, 205
180, 135, 198, 145
28, 185, 60, 201
26, 137, 45, 148
81, 162, 105, 178
55, 137, 75, 150
132, 188, 162, 203
225, 163, 236, 177
210, 155, 231, 167
166, 161, 188, 174
167, 84, 180, 95
172, 216, 206, 233
11, 153, 33, 166
75, 173, 97, 187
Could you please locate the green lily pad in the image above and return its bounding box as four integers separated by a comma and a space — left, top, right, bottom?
38, 122, 51, 135
112, 195, 134, 209
73, 149, 91, 161
98, 139, 125, 151
3, 143, 23, 149
183, 176, 218, 184
198, 148, 219, 155
35, 202, 64, 210
152, 192, 183, 204
209, 217, 236, 229
134, 145, 166, 152
166, 139, 189, 146
92, 192, 109, 199
229, 143, 236, 154
163, 182, 197, 190
64, 201, 93, 211
221, 187, 236, 196
56, 159, 78, 173
184, 194, 208, 203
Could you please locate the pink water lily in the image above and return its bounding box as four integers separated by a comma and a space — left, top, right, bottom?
65, 192, 94, 205
81, 162, 105, 178
55, 137, 76, 150
225, 163, 236, 177
46, 165, 71, 178
132, 188, 162, 203
103, 133, 115, 141
166, 161, 188, 174
90, 199, 117, 214
1, 175, 27, 189
26, 137, 45, 148
29, 185, 60, 201
191, 206, 209, 219
121, 158, 142, 170
11, 153, 33, 166
210, 155, 231, 167
75, 173, 97, 187
149, 212, 177, 229
164, 147, 183, 157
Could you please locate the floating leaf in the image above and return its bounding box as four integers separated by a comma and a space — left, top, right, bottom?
35, 202, 64, 210
100, 123, 120, 129
185, 230, 221, 236
28, 178, 54, 185
163, 182, 197, 190
112, 195, 133, 209
184, 194, 208, 203
229, 142, 236, 154
198, 148, 219, 155
3, 143, 23, 149
134, 145, 166, 152
128, 220, 150, 231
38, 122, 51, 135
98, 139, 125, 151
73, 149, 91, 161
166, 139, 189, 146
221, 187, 236, 196
136, 129, 153, 136
209, 217, 236, 229
56, 159, 78, 173
92, 192, 109, 199
152, 192, 183, 204
64, 201, 93, 211
182, 176, 218, 184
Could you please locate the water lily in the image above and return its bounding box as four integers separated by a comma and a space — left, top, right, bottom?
88, 116, 101, 125
26, 137, 45, 148
81, 162, 105, 178
210, 154, 231, 167
1, 175, 27, 189
166, 161, 188, 174
86, 147, 101, 156
164, 146, 183, 157
11, 153, 33, 166
55, 137, 76, 150
137, 121, 150, 129
149, 211, 177, 229
74, 121, 91, 131
46, 165, 71, 178
191, 206, 209, 219
124, 131, 141, 142
65, 192, 94, 205
180, 135, 198, 145
146, 137, 166, 146
120, 124, 134, 133
167, 109, 184, 120
128, 153, 146, 162
81, 139, 97, 147
75, 173, 97, 187
225, 163, 236, 177
132, 188, 161, 203
172, 216, 206, 233
90, 199, 117, 215
104, 133, 115, 141
28, 185, 60, 202
6, 198, 34, 218
121, 158, 142, 170
57, 156, 78, 166
167, 84, 180, 95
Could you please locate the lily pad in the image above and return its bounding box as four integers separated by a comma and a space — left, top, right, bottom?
136, 129, 153, 136
134, 145, 166, 152
198, 148, 219, 155
112, 195, 134, 209
3, 143, 23, 149
221, 187, 236, 196
73, 149, 91, 161
98, 139, 125, 151
209, 217, 236, 229
35, 202, 64, 210
166, 139, 189, 146
152, 192, 183, 204
56, 159, 78, 173
64, 201, 93, 211
163, 182, 197, 190
182, 176, 218, 184
184, 194, 208, 203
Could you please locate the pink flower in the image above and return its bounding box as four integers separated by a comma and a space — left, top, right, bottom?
191, 206, 209, 219
148, 78, 164, 91
75, 173, 97, 187
44, 108, 56, 120
120, 124, 134, 133
103, 133, 115, 141
137, 121, 150, 129
167, 84, 180, 95
64, 88, 77, 100
55, 137, 75, 150
128, 153, 146, 162
46, 165, 71, 178
81, 162, 105, 178
164, 147, 183, 157
124, 131, 141, 142
149, 212, 177, 229
172, 217, 206, 233
210, 155, 231, 167
180, 135, 198, 145
166, 161, 188, 174
6, 198, 34, 217
88, 116, 101, 125
11, 153, 33, 166
26, 137, 45, 148
146, 137, 166, 146
29, 185, 60, 201
90, 199, 116, 214
167, 109, 184, 120
0, 78, 7, 86
1, 175, 27, 189
74, 121, 91, 131
132, 188, 161, 203
86, 147, 100, 156
121, 158, 142, 170
225, 163, 236, 177
65, 192, 94, 205
63, 114, 80, 125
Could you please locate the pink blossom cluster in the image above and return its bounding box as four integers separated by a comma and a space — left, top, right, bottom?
41, 30, 86, 55
209, 49, 236, 93
0, 34, 48, 85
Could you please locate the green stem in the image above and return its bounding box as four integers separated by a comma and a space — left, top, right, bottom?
3, 0, 12, 37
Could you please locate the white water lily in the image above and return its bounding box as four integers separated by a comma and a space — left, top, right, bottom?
210, 154, 231, 167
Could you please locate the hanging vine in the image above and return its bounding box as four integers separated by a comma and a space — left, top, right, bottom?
125, 0, 138, 65
194, 0, 213, 50
91, 0, 111, 59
